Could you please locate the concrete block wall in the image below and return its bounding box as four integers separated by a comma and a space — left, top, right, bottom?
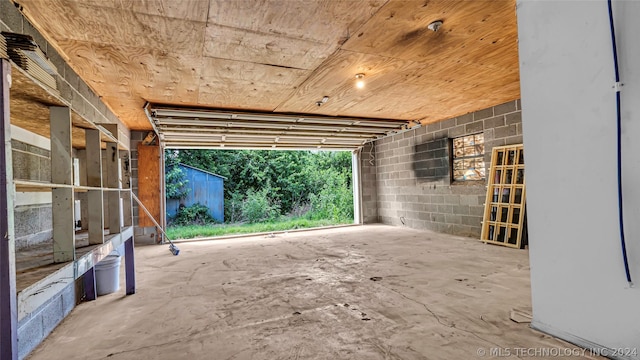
130, 130, 158, 244
360, 143, 378, 223
12, 139, 52, 249
17, 281, 76, 359
367, 100, 523, 238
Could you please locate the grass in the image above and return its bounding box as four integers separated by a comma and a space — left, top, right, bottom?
166, 217, 352, 240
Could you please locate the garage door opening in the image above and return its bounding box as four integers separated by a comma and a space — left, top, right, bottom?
164, 148, 355, 240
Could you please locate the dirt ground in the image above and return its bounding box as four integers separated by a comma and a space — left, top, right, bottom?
27, 225, 601, 360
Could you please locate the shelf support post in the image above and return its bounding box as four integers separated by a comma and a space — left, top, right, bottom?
83, 266, 97, 301
0, 58, 18, 360
50, 106, 75, 263
102, 124, 121, 234
85, 129, 104, 245
124, 237, 135, 295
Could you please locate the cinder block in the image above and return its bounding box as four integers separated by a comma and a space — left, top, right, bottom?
439, 118, 456, 130
11, 139, 27, 151
433, 129, 447, 139
437, 204, 453, 213
460, 195, 478, 206
431, 195, 444, 204
448, 125, 465, 137
17, 316, 43, 360
505, 112, 522, 125
57, 77, 73, 102
469, 205, 485, 217
444, 195, 460, 205
473, 107, 493, 121
71, 90, 85, 115
23, 20, 47, 52
493, 101, 517, 115
505, 135, 523, 145
452, 204, 470, 215
39, 156, 51, 182
41, 295, 64, 336
47, 48, 66, 78
12, 150, 39, 181
0, 0, 23, 32
465, 121, 484, 134
426, 122, 441, 133
63, 63, 80, 90
461, 215, 481, 227
456, 113, 474, 125
484, 116, 505, 129
445, 214, 462, 224
516, 99, 521, 110
39, 206, 52, 230
14, 206, 39, 240
26, 144, 49, 157
494, 124, 518, 139
61, 282, 76, 316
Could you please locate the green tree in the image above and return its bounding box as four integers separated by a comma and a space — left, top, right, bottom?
165, 149, 189, 199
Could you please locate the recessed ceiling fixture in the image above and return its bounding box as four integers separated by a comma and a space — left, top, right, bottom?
355, 73, 365, 89
427, 20, 443, 32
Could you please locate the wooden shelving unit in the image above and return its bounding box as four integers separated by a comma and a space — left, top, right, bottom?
2, 56, 136, 332
480, 144, 527, 249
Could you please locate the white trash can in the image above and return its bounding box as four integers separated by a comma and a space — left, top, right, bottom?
95, 255, 121, 295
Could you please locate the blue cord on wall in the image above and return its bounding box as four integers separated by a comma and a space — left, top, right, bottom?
607, 0, 633, 286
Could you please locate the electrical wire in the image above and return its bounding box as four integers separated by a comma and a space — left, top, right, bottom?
607, 0, 632, 286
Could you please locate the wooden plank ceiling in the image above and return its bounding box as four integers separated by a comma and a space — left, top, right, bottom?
15, 0, 520, 142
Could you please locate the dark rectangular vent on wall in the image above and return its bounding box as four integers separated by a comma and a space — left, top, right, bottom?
412, 137, 450, 183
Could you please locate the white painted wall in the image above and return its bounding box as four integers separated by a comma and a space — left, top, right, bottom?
517, 1, 640, 357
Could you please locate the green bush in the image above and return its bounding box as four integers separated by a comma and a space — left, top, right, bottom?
241, 188, 281, 223
308, 169, 353, 222
171, 203, 216, 226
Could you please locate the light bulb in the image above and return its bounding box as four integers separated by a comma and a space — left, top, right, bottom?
355, 73, 365, 89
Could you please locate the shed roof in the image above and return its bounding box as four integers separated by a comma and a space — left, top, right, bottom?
178, 163, 227, 180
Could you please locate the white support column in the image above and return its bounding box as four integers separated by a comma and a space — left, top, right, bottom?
50, 106, 75, 263
352, 149, 363, 224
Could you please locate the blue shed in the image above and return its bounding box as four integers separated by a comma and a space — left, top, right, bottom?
166, 163, 226, 222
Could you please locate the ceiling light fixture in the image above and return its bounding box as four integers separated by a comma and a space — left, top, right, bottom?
315, 95, 330, 107
355, 73, 365, 89
427, 20, 443, 32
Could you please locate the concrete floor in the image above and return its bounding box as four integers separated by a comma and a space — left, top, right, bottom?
27, 225, 599, 360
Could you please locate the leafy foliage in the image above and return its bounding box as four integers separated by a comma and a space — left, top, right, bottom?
166, 149, 353, 225
165, 150, 189, 199
241, 188, 281, 223
171, 203, 216, 226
